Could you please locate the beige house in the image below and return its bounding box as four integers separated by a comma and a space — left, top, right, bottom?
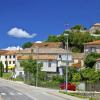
89, 23, 100, 33
84, 40, 100, 54
69, 53, 84, 69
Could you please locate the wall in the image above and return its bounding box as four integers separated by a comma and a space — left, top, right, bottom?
41, 60, 57, 72
0, 55, 16, 68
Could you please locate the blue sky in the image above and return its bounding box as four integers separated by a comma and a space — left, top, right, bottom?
0, 0, 100, 48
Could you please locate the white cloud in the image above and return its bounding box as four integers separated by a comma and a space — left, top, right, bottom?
3, 46, 23, 50
35, 41, 42, 43
8, 27, 37, 38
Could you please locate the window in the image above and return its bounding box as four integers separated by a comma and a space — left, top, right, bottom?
13, 55, 15, 58
13, 61, 15, 64
5, 55, 7, 59
59, 55, 61, 58
91, 47, 96, 52
5, 61, 7, 64
48, 62, 52, 67
9, 55, 11, 59
96, 63, 100, 70
9, 61, 11, 64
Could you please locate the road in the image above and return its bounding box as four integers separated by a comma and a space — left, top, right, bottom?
0, 78, 70, 100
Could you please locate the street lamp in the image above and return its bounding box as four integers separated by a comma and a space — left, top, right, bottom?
64, 33, 69, 92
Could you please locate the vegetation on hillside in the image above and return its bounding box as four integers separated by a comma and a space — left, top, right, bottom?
46, 25, 100, 53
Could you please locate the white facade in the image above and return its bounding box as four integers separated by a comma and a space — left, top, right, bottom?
95, 61, 100, 71
15, 60, 24, 77
84, 44, 100, 54
41, 60, 57, 72
0, 54, 16, 70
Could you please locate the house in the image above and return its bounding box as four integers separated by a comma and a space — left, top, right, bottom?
0, 50, 16, 72
89, 23, 100, 34
16, 47, 72, 76
84, 40, 100, 54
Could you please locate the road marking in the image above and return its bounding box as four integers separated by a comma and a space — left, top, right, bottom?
0, 93, 6, 95
9, 92, 15, 95
42, 92, 50, 96
17, 92, 23, 95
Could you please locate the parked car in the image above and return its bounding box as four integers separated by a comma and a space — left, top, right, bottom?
59, 82, 76, 91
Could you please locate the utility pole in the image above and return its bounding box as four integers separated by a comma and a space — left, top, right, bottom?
64, 24, 69, 92
66, 34, 69, 92
36, 47, 39, 87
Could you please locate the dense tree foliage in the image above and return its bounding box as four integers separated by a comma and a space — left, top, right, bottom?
80, 68, 100, 83
68, 32, 93, 52
20, 59, 43, 85
0, 62, 4, 77
22, 42, 33, 49
46, 30, 94, 52
71, 25, 86, 30
84, 53, 100, 68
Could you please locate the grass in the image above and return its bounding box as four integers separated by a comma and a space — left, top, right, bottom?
2, 72, 12, 79
67, 92, 87, 98
60, 91, 87, 99
60, 91, 100, 100
89, 98, 96, 100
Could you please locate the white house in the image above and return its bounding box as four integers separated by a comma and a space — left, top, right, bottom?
84, 40, 100, 54
0, 50, 16, 72
89, 23, 100, 34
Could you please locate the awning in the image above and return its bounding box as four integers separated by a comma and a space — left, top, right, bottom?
5, 66, 15, 69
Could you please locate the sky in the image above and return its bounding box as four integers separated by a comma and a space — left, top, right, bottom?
0, 0, 100, 49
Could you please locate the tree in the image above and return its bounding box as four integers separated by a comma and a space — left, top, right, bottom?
85, 53, 100, 68
71, 25, 86, 30
68, 31, 93, 52
0, 62, 4, 77
46, 35, 59, 42
72, 73, 82, 82
20, 59, 43, 85
22, 42, 33, 49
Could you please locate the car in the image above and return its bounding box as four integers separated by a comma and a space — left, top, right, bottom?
59, 82, 76, 91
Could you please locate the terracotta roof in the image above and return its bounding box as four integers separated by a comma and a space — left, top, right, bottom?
96, 58, 100, 61
4, 50, 17, 55
0, 50, 8, 55
17, 48, 68, 54
32, 42, 62, 48
17, 55, 57, 60
84, 40, 100, 45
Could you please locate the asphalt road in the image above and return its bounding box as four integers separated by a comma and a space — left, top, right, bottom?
0, 79, 69, 100
0, 86, 33, 100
